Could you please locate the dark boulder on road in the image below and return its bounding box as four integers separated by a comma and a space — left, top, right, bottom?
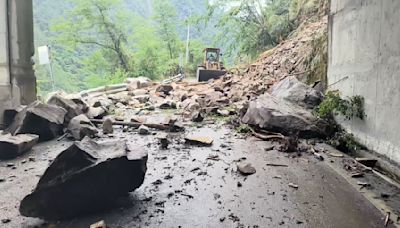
6, 101, 67, 141
47, 93, 87, 124
0, 133, 39, 159
242, 93, 329, 138
19, 138, 148, 220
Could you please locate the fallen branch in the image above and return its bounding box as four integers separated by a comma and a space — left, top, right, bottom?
249, 127, 285, 140
266, 163, 288, 167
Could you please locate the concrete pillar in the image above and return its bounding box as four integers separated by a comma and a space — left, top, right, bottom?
0, 0, 36, 129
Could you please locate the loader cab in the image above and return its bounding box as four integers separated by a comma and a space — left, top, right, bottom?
197, 48, 227, 82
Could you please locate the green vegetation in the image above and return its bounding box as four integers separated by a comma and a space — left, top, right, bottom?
235, 124, 252, 134
33, 0, 211, 95
206, 0, 327, 62
315, 91, 365, 121
33, 0, 327, 95
315, 91, 366, 153
328, 131, 365, 153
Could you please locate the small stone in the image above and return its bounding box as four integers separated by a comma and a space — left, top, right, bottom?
191, 111, 204, 123
217, 109, 230, 116
237, 181, 242, 187
138, 125, 150, 135
6, 163, 14, 167
90, 220, 106, 228
288, 183, 299, 189
102, 117, 114, 134
1, 219, 11, 224
237, 162, 256, 175
185, 136, 213, 146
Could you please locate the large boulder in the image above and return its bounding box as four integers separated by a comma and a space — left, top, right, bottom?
242, 93, 329, 137
19, 138, 148, 220
47, 93, 87, 124
126, 77, 152, 91
271, 76, 323, 109
156, 84, 174, 95
3, 106, 26, 128
0, 133, 39, 159
6, 101, 67, 141
67, 115, 98, 140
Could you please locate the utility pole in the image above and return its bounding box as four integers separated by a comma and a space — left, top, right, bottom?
185, 9, 191, 65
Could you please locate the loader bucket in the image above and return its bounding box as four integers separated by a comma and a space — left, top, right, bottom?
197, 69, 227, 82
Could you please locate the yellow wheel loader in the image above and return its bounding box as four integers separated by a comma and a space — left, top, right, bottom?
196, 48, 227, 82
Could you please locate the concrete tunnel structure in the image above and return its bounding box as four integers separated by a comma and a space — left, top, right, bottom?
0, 0, 400, 166
0, 0, 36, 129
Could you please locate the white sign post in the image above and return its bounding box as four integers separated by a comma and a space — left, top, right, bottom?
38, 45, 55, 91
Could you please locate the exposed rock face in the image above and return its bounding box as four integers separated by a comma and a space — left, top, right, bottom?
242, 93, 329, 137
67, 115, 98, 140
270, 76, 323, 109
6, 101, 67, 141
0, 134, 39, 159
19, 138, 148, 220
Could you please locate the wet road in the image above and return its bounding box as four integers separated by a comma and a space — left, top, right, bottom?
0, 124, 393, 227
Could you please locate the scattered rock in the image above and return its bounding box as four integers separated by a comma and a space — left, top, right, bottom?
0, 134, 39, 159
288, 183, 299, 189
156, 133, 170, 149
6, 101, 67, 141
237, 162, 256, 175
185, 136, 213, 146
355, 158, 377, 168
1, 218, 11, 224
159, 100, 177, 109
67, 115, 98, 140
190, 111, 204, 122
156, 84, 174, 95
126, 77, 152, 91
351, 172, 364, 178
47, 93, 87, 124
102, 117, 114, 134
138, 125, 150, 135
90, 220, 107, 228
19, 138, 148, 220
242, 93, 329, 137
87, 106, 108, 119
217, 109, 230, 116
3, 106, 25, 128
271, 76, 323, 109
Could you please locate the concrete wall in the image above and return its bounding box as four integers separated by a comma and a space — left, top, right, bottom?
0, 0, 36, 129
328, 0, 400, 164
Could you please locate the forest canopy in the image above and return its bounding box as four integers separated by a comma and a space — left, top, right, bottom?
33, 0, 325, 95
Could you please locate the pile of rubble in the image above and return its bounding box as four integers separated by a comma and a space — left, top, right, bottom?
0, 16, 330, 221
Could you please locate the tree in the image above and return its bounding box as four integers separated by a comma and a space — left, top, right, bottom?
52, 0, 133, 76
207, 0, 320, 62
153, 0, 181, 60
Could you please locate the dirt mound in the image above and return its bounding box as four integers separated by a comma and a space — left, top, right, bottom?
211, 17, 328, 100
